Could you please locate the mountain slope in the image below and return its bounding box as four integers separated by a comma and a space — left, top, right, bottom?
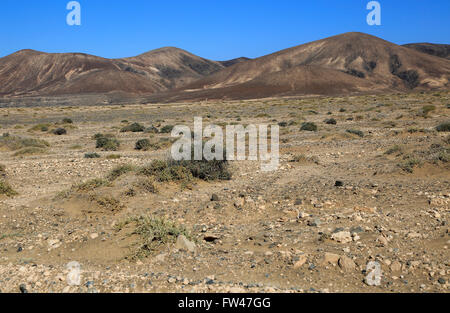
403, 43, 450, 60
177, 32, 450, 100
0, 48, 225, 97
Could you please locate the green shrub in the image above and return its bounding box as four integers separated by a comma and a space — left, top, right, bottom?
0, 134, 49, 151
62, 118, 73, 124
0, 180, 17, 197
420, 105, 436, 117
96, 135, 120, 151
300, 122, 318, 132
325, 118, 337, 125
28, 123, 51, 132
160, 125, 174, 134
135, 139, 151, 151
121, 123, 145, 133
107, 164, 136, 181
144, 126, 159, 134
346, 129, 364, 138
436, 122, 450, 132
106, 154, 121, 160
85, 153, 101, 159
13, 147, 47, 156
115, 216, 190, 259
0, 164, 5, 178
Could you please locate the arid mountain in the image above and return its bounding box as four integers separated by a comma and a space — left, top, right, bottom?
403, 43, 450, 60
0, 33, 449, 100
0, 47, 225, 97
218, 57, 251, 67
174, 32, 450, 100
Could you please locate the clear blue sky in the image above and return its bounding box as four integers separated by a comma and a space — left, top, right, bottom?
1, 0, 449, 60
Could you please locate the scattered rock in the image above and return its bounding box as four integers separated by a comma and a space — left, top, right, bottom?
175, 235, 196, 253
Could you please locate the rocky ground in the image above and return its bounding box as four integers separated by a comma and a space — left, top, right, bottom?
0, 91, 449, 293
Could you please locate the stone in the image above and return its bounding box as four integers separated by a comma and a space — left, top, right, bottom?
175, 235, 196, 253
211, 194, 219, 202
90, 233, 99, 240
338, 256, 356, 271
293, 255, 307, 269
335, 180, 344, 187
307, 218, 322, 227
331, 231, 352, 244
390, 260, 402, 272
324, 253, 340, 265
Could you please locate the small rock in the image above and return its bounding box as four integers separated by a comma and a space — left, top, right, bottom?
175, 235, 196, 253
338, 256, 356, 271
293, 255, 307, 269
324, 253, 340, 265
19, 284, 28, 294
331, 231, 352, 244
211, 194, 219, 202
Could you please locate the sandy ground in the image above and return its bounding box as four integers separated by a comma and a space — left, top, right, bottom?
0, 91, 449, 293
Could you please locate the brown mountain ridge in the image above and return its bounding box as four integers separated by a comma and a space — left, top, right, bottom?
0, 32, 449, 100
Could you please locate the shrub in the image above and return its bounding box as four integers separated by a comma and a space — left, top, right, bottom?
62, 118, 73, 124
75, 178, 110, 192
0, 164, 5, 178
346, 129, 364, 138
0, 134, 49, 151
398, 156, 422, 173
0, 180, 17, 197
53, 128, 67, 135
106, 154, 121, 160
325, 118, 337, 125
160, 125, 174, 134
421, 105, 436, 118
121, 122, 145, 133
385, 145, 403, 155
96, 135, 120, 151
436, 122, 450, 132
28, 123, 51, 132
144, 126, 159, 134
278, 122, 288, 127
13, 147, 47, 156
107, 164, 135, 181
85, 153, 101, 159
115, 216, 190, 259
135, 139, 151, 151
138, 178, 158, 193
300, 122, 318, 132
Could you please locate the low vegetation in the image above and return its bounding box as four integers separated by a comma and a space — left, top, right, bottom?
116, 215, 190, 259
95, 134, 120, 151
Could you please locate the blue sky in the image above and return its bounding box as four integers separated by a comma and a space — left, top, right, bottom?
1, 0, 449, 60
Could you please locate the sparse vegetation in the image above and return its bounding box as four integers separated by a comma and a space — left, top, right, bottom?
346, 129, 364, 137
436, 122, 450, 132
160, 125, 174, 134
95, 134, 120, 151
0, 180, 18, 197
120, 122, 145, 133
116, 216, 190, 259
135, 139, 151, 151
0, 134, 49, 151
300, 122, 318, 132
52, 128, 67, 135
107, 164, 136, 181
325, 118, 337, 125
84, 152, 101, 159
